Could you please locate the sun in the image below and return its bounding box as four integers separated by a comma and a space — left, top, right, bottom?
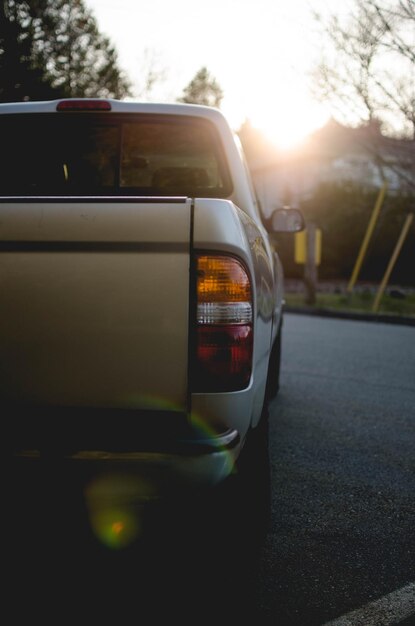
223, 86, 330, 152
249, 99, 330, 151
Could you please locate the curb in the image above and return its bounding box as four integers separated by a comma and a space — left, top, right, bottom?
284, 306, 415, 327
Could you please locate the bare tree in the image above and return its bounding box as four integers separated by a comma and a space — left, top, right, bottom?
314, 1, 414, 133
313, 0, 415, 191
131, 47, 168, 100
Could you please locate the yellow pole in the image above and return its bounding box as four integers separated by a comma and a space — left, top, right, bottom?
372, 213, 414, 313
347, 181, 388, 294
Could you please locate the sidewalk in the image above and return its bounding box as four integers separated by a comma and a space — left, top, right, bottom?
284, 280, 415, 327
284, 304, 415, 327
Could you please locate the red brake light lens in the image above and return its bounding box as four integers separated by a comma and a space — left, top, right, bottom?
194, 255, 253, 392
56, 100, 112, 112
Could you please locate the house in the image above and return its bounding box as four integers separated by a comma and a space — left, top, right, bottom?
239, 119, 415, 218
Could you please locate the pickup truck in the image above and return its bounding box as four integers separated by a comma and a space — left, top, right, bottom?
1, 98, 303, 500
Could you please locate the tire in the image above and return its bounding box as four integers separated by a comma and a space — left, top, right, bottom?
239, 411, 272, 549
216, 404, 271, 534
237, 404, 270, 490
265, 321, 282, 402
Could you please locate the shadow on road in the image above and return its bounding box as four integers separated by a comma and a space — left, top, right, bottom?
7, 447, 271, 622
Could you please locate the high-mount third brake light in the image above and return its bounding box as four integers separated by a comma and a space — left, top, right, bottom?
194, 255, 253, 392
56, 100, 112, 112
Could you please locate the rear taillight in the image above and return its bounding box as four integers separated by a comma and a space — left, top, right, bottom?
193, 255, 253, 392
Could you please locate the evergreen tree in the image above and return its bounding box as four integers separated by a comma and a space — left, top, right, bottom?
0, 0, 131, 102
178, 66, 223, 108
0, 1, 59, 101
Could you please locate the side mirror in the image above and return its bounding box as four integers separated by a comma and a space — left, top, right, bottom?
264, 207, 305, 233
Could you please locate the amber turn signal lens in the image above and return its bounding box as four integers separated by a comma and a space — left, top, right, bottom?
196, 255, 251, 303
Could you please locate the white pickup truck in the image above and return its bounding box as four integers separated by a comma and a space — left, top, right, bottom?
1, 99, 303, 495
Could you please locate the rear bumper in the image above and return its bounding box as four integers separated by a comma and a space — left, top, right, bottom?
8, 407, 241, 490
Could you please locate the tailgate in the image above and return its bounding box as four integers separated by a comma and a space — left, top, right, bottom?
0, 198, 191, 412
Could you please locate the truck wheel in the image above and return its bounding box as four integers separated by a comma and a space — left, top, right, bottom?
265, 323, 282, 402
218, 405, 271, 526
235, 406, 271, 536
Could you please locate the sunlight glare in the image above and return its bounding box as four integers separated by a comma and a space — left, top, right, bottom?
250, 100, 330, 150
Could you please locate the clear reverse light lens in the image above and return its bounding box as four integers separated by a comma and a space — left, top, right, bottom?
197, 302, 252, 324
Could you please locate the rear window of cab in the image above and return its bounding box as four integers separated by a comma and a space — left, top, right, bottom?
0, 113, 233, 198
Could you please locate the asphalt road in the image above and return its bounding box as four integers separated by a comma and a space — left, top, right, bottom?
7, 313, 415, 624
258, 313, 415, 625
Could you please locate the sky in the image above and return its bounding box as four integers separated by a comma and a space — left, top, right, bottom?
85, 0, 351, 148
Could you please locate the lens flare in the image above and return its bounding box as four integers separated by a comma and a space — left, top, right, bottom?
89, 508, 139, 549
84, 473, 157, 548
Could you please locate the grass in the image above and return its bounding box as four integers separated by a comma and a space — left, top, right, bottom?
284, 289, 415, 318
